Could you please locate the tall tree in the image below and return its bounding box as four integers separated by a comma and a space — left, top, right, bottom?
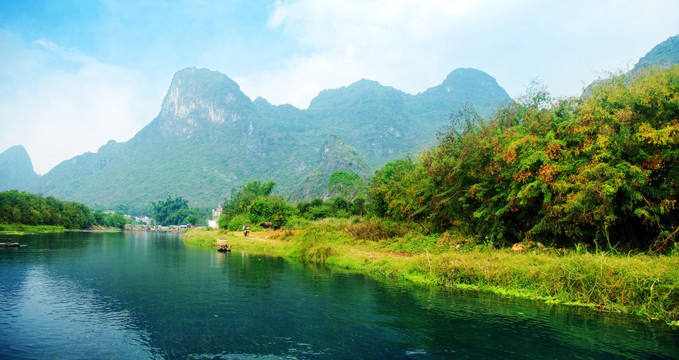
328, 171, 367, 200
152, 195, 190, 226
219, 180, 276, 227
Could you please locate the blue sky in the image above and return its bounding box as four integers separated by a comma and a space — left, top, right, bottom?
1, 0, 678, 174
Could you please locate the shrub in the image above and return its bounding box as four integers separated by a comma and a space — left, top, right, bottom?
227, 213, 253, 231
342, 219, 413, 241
285, 216, 312, 229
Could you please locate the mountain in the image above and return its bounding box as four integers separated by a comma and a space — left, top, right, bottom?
288, 135, 372, 201
0, 145, 40, 191
28, 67, 510, 214
633, 34, 679, 72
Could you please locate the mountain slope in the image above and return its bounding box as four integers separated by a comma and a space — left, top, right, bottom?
633, 34, 679, 72
29, 67, 511, 213
0, 145, 40, 191
288, 135, 372, 201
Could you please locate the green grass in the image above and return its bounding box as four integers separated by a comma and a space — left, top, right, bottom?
182, 228, 221, 247
182, 228, 295, 258
0, 224, 67, 234
183, 221, 679, 325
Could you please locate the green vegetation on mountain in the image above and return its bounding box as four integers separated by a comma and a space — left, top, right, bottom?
288, 135, 371, 201
0, 145, 40, 191
27, 67, 510, 214
633, 34, 679, 72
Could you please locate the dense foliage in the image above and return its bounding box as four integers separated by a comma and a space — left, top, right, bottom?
151, 195, 205, 226
296, 196, 366, 220
217, 179, 369, 230
218, 181, 296, 230
369, 66, 679, 251
328, 171, 367, 200
633, 34, 679, 72
0, 190, 128, 229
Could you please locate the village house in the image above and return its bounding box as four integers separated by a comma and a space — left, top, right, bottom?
207, 206, 222, 229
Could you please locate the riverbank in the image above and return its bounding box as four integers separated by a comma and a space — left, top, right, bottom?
0, 224, 68, 235
183, 226, 679, 326
0, 224, 126, 235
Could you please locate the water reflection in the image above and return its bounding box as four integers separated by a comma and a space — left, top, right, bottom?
0, 262, 156, 358
0, 232, 677, 359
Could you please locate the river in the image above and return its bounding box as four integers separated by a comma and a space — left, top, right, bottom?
0, 231, 677, 359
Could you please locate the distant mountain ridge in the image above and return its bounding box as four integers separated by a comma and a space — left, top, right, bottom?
633, 34, 679, 72
0, 145, 40, 191
7, 35, 678, 213
27, 67, 511, 213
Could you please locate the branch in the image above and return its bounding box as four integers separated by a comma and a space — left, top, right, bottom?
651, 225, 679, 254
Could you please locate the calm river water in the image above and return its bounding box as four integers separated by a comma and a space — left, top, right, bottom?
0, 231, 677, 359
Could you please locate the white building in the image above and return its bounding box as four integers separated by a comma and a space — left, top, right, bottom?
207, 206, 223, 229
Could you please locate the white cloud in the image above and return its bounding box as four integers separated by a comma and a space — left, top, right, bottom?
0, 32, 161, 174
242, 0, 679, 108
241, 0, 517, 107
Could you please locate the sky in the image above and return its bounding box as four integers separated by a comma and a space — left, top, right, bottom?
1, 0, 678, 175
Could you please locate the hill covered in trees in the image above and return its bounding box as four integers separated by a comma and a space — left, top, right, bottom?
370, 65, 679, 252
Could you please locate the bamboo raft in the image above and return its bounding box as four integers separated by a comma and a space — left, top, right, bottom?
0, 242, 21, 248
216, 239, 231, 252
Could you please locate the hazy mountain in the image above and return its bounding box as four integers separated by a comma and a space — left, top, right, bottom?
633, 34, 679, 72
29, 67, 510, 214
0, 145, 40, 191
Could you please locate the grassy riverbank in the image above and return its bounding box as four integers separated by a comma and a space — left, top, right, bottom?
183, 223, 679, 326
0, 224, 123, 235
0, 224, 68, 235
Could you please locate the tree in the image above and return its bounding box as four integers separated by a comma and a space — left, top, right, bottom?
220, 180, 276, 226
368, 157, 429, 223
264, 196, 296, 229
152, 196, 190, 226
218, 180, 296, 229
61, 202, 93, 229
370, 65, 679, 250
351, 195, 366, 217
105, 213, 128, 229
328, 171, 367, 200
329, 196, 350, 217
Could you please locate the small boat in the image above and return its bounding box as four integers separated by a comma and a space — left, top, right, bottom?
0, 242, 21, 248
216, 239, 231, 252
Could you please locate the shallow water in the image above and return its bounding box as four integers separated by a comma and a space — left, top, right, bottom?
0, 231, 677, 359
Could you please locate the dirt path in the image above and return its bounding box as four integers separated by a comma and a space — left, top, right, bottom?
228, 230, 295, 243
